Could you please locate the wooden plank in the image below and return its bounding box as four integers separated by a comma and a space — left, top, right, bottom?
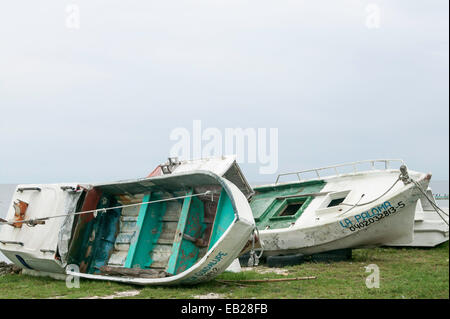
219, 276, 317, 283
113, 242, 130, 251
99, 266, 167, 278
119, 220, 137, 233
124, 193, 151, 268
121, 205, 141, 216
150, 244, 172, 269
108, 251, 128, 266
166, 189, 193, 275
157, 221, 178, 241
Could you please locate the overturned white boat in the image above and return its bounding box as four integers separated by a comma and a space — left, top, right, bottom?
146, 156, 258, 268
0, 171, 255, 285
384, 187, 448, 247
148, 156, 254, 199
251, 160, 433, 257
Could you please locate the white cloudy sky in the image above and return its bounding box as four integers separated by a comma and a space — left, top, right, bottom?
0, 0, 448, 184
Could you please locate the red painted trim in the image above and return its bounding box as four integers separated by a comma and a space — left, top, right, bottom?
147, 165, 163, 178
80, 188, 102, 223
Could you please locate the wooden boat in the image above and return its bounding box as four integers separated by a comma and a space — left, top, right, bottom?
148, 157, 444, 259
384, 186, 448, 247
147, 156, 257, 269
147, 155, 254, 199
251, 160, 433, 257
0, 171, 255, 285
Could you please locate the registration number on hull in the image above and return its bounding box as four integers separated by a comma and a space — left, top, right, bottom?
339, 201, 406, 232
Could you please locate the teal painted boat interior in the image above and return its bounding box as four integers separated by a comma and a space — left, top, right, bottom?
125, 192, 166, 269
66, 182, 236, 277
166, 189, 206, 275
67, 193, 122, 274
208, 189, 236, 250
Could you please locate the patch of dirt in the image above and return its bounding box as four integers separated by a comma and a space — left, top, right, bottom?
241, 266, 289, 276
193, 293, 226, 299
82, 290, 141, 299
0, 262, 21, 275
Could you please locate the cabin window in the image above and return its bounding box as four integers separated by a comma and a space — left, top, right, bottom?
318, 190, 351, 210
327, 197, 345, 207
266, 195, 315, 223
278, 200, 306, 216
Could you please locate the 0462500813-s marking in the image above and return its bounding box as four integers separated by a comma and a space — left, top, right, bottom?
339, 201, 406, 232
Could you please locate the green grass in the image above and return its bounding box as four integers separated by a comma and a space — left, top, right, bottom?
0, 242, 448, 299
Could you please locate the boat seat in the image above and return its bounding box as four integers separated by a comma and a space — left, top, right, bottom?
166, 189, 205, 275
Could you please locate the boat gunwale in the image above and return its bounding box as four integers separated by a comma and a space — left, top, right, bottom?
258, 173, 429, 235
253, 168, 426, 192
273, 159, 405, 184
64, 171, 254, 283
65, 214, 252, 285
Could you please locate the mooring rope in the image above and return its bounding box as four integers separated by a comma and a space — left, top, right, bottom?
248, 227, 264, 267
337, 173, 449, 227
338, 176, 401, 216
410, 179, 449, 226
0, 191, 214, 227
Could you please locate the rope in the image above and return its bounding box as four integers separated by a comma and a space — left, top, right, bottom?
217, 276, 317, 284
247, 227, 264, 267
410, 179, 449, 226
0, 191, 213, 227
338, 172, 448, 227
338, 176, 401, 216
338, 193, 365, 217
255, 226, 264, 259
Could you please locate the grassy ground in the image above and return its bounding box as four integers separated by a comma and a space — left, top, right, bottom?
0, 242, 448, 299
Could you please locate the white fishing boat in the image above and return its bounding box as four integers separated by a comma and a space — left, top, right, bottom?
251, 160, 433, 257
147, 156, 257, 269
384, 187, 449, 247
148, 157, 445, 260
0, 171, 255, 285
147, 155, 254, 199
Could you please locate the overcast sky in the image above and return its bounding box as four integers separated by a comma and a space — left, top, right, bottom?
0, 0, 448, 184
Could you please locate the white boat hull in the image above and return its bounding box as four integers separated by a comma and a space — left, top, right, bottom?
0, 183, 82, 273
0, 174, 255, 285
385, 206, 449, 247
257, 171, 430, 256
